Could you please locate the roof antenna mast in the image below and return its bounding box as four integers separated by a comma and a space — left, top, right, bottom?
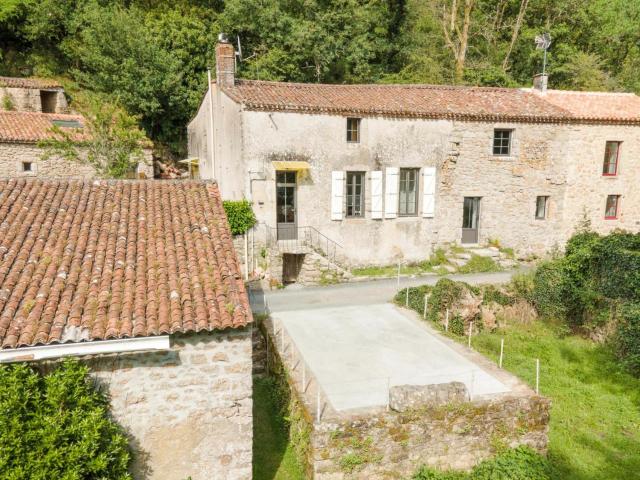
534, 33, 552, 76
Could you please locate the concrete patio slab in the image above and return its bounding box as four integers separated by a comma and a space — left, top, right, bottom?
273, 303, 510, 411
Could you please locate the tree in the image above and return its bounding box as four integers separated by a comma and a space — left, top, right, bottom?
40, 97, 147, 179
440, 0, 476, 83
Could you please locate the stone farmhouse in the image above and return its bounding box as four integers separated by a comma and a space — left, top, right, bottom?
188, 36, 640, 281
0, 76, 153, 178
0, 179, 253, 480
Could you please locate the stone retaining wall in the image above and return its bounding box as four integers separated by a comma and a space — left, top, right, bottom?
88, 329, 253, 480
261, 317, 550, 479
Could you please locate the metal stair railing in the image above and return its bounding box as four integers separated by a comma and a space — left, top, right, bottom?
265, 225, 343, 268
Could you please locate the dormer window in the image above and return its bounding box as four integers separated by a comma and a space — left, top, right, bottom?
346, 118, 360, 143
603, 141, 621, 176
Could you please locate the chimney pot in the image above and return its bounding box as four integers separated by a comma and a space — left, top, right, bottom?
215, 33, 235, 88
533, 73, 548, 94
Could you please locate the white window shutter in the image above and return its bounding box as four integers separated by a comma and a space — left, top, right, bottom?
422, 167, 436, 218
385, 167, 399, 218
370, 171, 383, 219
331, 171, 345, 220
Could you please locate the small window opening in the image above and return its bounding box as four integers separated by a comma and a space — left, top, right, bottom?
40, 90, 57, 113
535, 196, 549, 220
22, 162, 33, 172
493, 129, 513, 156
346, 118, 361, 143
605, 195, 620, 219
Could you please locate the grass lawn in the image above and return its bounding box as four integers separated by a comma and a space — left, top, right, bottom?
351, 263, 434, 277
467, 321, 640, 480
253, 376, 304, 480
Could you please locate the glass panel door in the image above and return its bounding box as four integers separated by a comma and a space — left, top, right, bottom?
462, 197, 480, 244
276, 171, 297, 240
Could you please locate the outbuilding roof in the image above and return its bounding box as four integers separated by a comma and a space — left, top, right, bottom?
0, 112, 86, 143
220, 80, 640, 125
0, 76, 62, 89
0, 179, 252, 350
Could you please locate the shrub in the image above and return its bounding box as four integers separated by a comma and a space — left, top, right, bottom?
223, 199, 256, 235
591, 232, 640, 301
426, 279, 468, 322
615, 302, 640, 375
481, 284, 514, 306
458, 255, 501, 274
0, 359, 132, 479
508, 270, 535, 304
394, 285, 433, 312
413, 446, 551, 480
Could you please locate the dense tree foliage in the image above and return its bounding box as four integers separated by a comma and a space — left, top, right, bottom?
2, 0, 640, 155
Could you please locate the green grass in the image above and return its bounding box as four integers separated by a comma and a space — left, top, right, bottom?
253, 377, 304, 480
465, 321, 640, 480
351, 263, 433, 277
457, 254, 501, 274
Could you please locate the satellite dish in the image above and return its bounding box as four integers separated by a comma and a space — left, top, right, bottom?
534, 33, 552, 50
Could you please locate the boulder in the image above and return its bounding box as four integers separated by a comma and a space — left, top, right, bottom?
389, 382, 469, 412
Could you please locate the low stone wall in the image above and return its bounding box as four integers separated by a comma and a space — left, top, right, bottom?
261, 317, 550, 479
88, 329, 253, 480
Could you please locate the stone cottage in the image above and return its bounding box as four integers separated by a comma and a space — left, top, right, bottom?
188, 35, 640, 280
0, 77, 153, 178
0, 179, 253, 480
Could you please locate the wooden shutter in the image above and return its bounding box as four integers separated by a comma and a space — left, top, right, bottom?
370, 171, 383, 219
331, 171, 345, 220
385, 167, 399, 218
422, 167, 436, 218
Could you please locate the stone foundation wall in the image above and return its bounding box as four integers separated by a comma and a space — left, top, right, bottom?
89, 330, 253, 480
261, 317, 550, 479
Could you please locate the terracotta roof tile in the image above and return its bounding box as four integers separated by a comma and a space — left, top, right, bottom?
0, 112, 86, 143
221, 80, 640, 125
0, 179, 252, 349
0, 76, 62, 89
540, 89, 640, 123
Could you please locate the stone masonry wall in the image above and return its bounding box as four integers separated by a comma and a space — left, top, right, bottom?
1, 87, 68, 113
89, 330, 253, 480
0, 143, 154, 179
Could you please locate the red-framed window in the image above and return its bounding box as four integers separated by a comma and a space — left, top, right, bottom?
605, 194, 621, 219
602, 141, 621, 176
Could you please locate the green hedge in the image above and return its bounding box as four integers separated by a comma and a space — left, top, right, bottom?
222, 200, 256, 235
413, 446, 551, 480
592, 233, 640, 301
615, 302, 640, 376
0, 360, 131, 479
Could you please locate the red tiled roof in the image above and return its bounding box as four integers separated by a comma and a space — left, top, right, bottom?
540, 90, 640, 123
221, 80, 640, 124
0, 76, 62, 89
0, 179, 252, 349
0, 112, 86, 143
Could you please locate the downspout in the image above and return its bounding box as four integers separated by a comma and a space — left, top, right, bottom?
207, 68, 216, 181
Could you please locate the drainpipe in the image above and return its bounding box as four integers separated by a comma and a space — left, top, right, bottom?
207, 68, 216, 181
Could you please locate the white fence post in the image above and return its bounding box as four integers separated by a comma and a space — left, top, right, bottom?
423, 294, 428, 319
499, 338, 504, 368
405, 287, 409, 306
468, 321, 473, 348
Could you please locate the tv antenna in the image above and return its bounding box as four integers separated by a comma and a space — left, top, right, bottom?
534, 33, 552, 75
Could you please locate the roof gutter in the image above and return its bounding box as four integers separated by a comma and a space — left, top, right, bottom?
0, 336, 171, 364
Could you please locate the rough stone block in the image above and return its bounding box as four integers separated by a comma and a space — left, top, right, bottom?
389, 382, 469, 412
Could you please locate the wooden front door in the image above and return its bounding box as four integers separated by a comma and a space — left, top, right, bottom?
276, 171, 297, 240
462, 197, 480, 244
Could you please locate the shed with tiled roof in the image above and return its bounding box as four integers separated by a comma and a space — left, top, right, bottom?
0, 178, 254, 479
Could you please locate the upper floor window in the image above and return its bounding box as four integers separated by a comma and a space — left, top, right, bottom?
398, 168, 419, 216
535, 196, 549, 220
603, 141, 621, 176
346, 118, 361, 143
493, 129, 512, 156
346, 172, 365, 217
605, 194, 620, 219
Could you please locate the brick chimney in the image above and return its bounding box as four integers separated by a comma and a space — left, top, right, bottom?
215, 33, 236, 88
533, 73, 548, 94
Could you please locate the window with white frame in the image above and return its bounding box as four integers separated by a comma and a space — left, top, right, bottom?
346, 118, 361, 143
